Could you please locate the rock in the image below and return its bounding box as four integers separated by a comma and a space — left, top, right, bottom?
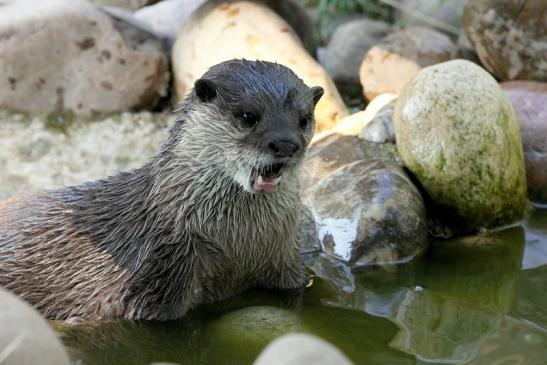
134, 0, 208, 50
359, 93, 397, 143
396, 0, 464, 35
394, 60, 527, 229
462, 0, 547, 81
308, 159, 428, 267
0, 110, 170, 200
0, 0, 169, 116
135, 0, 314, 54
172, 0, 348, 133
88, 0, 152, 10
253, 333, 353, 365
300, 134, 399, 193
359, 26, 458, 101
207, 306, 301, 349
502, 81, 547, 204
319, 18, 391, 89
0, 288, 71, 365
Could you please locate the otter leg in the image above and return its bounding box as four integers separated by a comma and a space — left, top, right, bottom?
262, 253, 309, 290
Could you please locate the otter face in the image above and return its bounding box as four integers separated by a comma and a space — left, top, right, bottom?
183, 60, 324, 194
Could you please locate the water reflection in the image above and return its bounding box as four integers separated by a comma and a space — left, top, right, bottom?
310, 226, 526, 364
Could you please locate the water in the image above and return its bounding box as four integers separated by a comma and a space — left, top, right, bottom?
57, 208, 547, 365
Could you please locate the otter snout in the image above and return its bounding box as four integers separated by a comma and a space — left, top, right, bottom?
267, 139, 300, 158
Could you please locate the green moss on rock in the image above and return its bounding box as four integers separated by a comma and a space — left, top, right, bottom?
394, 60, 527, 230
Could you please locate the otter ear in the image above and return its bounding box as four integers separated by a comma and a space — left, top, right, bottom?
310, 86, 324, 106
194, 78, 217, 102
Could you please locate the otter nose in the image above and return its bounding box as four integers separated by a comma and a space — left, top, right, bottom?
268, 140, 300, 158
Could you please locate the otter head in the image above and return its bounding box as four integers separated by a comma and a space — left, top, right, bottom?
178, 59, 324, 194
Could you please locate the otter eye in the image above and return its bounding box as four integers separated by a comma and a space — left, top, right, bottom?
299, 115, 311, 129
240, 112, 259, 128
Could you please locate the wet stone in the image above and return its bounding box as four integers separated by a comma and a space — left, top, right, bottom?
308, 159, 428, 267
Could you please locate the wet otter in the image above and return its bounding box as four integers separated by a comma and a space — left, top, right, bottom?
0, 59, 324, 320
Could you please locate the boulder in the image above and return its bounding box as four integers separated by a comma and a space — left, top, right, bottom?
207, 306, 301, 349
319, 18, 391, 88
359, 93, 397, 143
253, 333, 353, 365
0, 0, 169, 116
359, 26, 458, 101
0, 288, 71, 365
300, 134, 399, 193
172, 0, 348, 132
89, 0, 152, 10
502, 81, 547, 204
394, 60, 527, 229
396, 0, 464, 35
308, 159, 427, 267
0, 110, 170, 200
462, 0, 547, 81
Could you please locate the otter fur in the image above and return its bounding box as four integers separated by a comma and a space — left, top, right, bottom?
0, 59, 324, 320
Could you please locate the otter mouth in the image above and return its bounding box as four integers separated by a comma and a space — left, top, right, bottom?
251, 163, 284, 193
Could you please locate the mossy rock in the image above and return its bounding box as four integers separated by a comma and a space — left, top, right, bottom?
207, 306, 301, 347
394, 60, 527, 230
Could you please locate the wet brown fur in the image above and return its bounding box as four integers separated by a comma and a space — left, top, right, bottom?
0, 60, 323, 320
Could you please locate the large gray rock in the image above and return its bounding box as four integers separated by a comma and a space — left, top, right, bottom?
0, 110, 170, 200
0, 288, 71, 365
319, 18, 391, 87
253, 333, 353, 365
0, 0, 169, 116
502, 81, 547, 204
394, 60, 527, 229
463, 0, 547, 81
396, 0, 464, 35
89, 0, 152, 10
359, 26, 458, 101
308, 159, 427, 267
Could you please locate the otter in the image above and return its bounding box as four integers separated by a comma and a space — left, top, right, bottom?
0, 59, 324, 321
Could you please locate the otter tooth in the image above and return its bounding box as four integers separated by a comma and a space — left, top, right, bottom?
257, 175, 264, 185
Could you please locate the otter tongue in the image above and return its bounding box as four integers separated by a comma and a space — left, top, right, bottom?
255, 174, 279, 192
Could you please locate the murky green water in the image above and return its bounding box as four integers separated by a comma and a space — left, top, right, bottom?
58, 208, 547, 365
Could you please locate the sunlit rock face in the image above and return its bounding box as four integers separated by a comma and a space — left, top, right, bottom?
307, 159, 427, 267
463, 0, 547, 82
0, 0, 169, 116
359, 26, 458, 101
501, 81, 547, 204
394, 60, 527, 230
171, 0, 348, 133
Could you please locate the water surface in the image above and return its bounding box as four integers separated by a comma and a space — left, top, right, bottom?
58, 208, 547, 365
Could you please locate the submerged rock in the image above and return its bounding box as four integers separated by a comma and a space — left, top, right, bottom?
394, 60, 527, 229
359, 26, 458, 101
253, 333, 353, 365
0, 0, 169, 116
208, 306, 301, 348
502, 81, 547, 204
463, 0, 547, 81
0, 288, 71, 365
308, 159, 427, 267
171, 0, 347, 132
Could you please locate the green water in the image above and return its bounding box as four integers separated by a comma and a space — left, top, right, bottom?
58, 208, 547, 365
